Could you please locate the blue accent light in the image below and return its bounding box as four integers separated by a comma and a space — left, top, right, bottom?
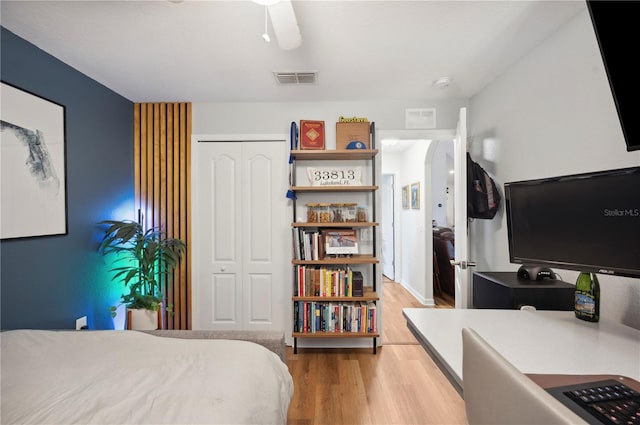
109, 197, 136, 222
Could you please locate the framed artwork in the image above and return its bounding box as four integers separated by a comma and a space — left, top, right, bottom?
402, 185, 409, 209
1, 81, 67, 239
411, 182, 420, 209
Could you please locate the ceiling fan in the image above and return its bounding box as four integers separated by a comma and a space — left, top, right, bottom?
254, 0, 302, 50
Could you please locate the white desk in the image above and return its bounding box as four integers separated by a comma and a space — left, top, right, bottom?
403, 308, 640, 395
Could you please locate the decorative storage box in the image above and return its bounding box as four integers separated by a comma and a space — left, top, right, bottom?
336, 122, 370, 150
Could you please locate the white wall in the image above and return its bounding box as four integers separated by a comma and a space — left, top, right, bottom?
193, 99, 467, 139
468, 9, 640, 329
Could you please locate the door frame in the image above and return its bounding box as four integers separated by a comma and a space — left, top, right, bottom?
378, 129, 455, 306
190, 133, 287, 330
452, 108, 471, 309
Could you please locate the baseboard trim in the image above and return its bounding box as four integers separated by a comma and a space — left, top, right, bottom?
399, 280, 435, 306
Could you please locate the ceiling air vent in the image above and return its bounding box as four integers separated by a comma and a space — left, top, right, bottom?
274, 72, 317, 85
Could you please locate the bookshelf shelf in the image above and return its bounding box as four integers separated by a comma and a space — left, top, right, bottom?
292, 256, 379, 265
290, 185, 378, 193
291, 149, 378, 161
292, 332, 380, 338
290, 121, 379, 354
293, 221, 379, 228
293, 291, 379, 302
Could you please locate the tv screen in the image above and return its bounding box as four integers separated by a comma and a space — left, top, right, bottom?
587, 1, 640, 152
505, 167, 640, 278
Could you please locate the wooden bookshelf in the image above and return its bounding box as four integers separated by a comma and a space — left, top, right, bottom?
290, 123, 379, 354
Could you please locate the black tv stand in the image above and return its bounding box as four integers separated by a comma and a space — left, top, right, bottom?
473, 271, 574, 310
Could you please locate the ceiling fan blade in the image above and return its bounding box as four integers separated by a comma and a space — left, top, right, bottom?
268, 0, 302, 50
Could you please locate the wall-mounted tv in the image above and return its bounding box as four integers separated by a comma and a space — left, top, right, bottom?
505, 167, 640, 278
587, 1, 640, 152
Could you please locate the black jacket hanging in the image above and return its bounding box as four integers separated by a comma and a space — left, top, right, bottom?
467, 153, 501, 219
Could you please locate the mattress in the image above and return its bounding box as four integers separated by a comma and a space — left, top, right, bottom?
1, 329, 294, 424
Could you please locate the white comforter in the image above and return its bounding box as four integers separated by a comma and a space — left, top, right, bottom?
1, 330, 293, 424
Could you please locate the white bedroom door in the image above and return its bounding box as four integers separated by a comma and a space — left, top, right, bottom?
453, 107, 474, 308
193, 139, 288, 331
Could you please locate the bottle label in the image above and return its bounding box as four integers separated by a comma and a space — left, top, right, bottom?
575, 291, 595, 315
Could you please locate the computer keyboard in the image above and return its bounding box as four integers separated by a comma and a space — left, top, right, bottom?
552, 379, 640, 425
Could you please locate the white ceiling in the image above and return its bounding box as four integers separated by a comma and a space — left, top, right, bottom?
1, 0, 586, 103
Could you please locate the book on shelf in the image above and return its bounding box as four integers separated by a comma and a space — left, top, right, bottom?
293, 228, 326, 261
322, 228, 358, 255
299, 120, 325, 150
292, 228, 302, 260
295, 265, 358, 297
293, 300, 377, 334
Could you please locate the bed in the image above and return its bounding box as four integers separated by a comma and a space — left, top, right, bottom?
1, 329, 294, 424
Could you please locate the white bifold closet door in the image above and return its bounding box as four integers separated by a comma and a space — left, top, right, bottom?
194, 140, 288, 331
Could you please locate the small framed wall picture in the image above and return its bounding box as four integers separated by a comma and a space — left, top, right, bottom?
411, 182, 420, 209
322, 228, 358, 255
402, 185, 409, 209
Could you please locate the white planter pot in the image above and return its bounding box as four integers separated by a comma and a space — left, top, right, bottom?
126, 308, 159, 330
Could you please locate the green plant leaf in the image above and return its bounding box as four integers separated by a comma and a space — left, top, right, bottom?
98, 219, 186, 314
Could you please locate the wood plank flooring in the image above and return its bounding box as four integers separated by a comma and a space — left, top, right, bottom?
286, 278, 466, 425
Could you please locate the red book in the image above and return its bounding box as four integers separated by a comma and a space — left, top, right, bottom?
299, 120, 325, 150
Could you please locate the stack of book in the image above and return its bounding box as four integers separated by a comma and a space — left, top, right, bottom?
295, 265, 360, 297
293, 301, 377, 334
292, 228, 358, 260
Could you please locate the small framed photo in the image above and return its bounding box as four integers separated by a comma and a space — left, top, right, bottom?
323, 229, 358, 255
411, 182, 420, 209
402, 185, 409, 209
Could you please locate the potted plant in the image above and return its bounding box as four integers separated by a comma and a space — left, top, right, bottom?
98, 219, 186, 330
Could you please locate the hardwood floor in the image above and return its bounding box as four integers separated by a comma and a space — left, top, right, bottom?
286, 278, 466, 425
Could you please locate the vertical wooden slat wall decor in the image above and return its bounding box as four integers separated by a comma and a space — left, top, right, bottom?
134, 102, 192, 330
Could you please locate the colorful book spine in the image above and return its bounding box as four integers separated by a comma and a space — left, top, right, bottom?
293, 301, 377, 334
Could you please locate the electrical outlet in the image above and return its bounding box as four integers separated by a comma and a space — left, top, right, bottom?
75, 316, 87, 330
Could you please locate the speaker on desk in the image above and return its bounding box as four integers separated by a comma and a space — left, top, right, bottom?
352, 271, 364, 297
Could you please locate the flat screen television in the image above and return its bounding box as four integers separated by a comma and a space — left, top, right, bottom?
587, 1, 640, 152
504, 167, 640, 278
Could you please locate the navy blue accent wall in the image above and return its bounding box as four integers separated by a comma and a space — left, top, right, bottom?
1, 27, 134, 330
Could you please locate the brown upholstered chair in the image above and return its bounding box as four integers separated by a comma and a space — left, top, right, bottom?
433, 235, 455, 297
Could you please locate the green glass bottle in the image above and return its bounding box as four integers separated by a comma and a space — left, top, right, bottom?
574, 272, 600, 322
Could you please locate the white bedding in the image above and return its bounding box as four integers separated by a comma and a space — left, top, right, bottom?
1, 330, 293, 424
